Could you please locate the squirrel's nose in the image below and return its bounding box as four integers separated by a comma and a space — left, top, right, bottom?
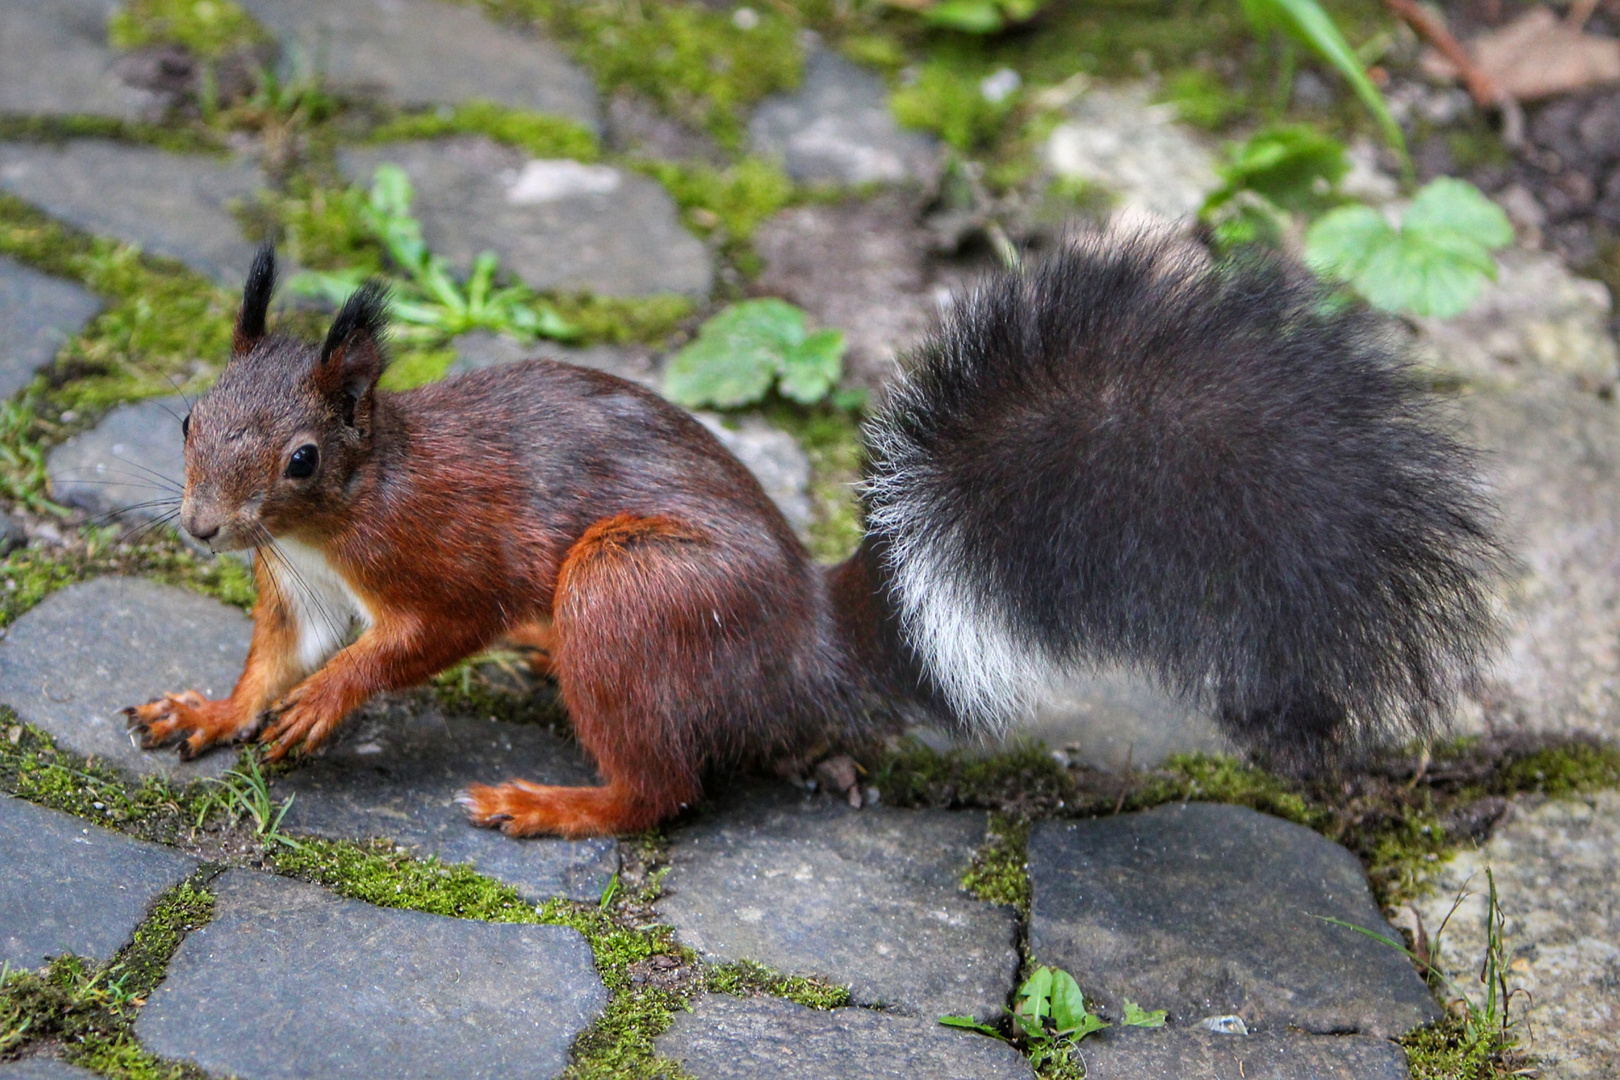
181, 506, 221, 542
188, 522, 220, 542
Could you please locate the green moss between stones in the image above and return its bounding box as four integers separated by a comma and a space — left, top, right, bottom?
1, 532, 257, 630
474, 0, 804, 149
1491, 738, 1620, 797
631, 157, 794, 271
0, 873, 217, 1078
545, 293, 696, 348
705, 959, 849, 1012
369, 101, 601, 162
0, 116, 227, 157
1401, 1014, 1527, 1080
961, 813, 1031, 912
107, 0, 271, 62
0, 195, 235, 415
766, 405, 866, 564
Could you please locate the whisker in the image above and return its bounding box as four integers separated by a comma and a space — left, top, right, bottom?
252, 524, 348, 649
55, 471, 183, 494
164, 374, 195, 413
108, 454, 184, 493
80, 499, 185, 531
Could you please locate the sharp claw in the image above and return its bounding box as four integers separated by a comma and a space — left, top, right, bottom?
177, 742, 198, 762
489, 813, 513, 824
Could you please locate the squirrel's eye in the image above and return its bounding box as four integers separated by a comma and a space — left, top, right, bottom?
286, 444, 319, 479
181, 414, 190, 439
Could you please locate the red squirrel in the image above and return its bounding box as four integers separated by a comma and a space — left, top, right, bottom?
124, 231, 1501, 838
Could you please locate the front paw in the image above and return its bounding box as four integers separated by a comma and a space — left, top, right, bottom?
258, 691, 339, 761
123, 691, 245, 761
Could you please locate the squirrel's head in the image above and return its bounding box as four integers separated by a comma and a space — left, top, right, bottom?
179, 244, 390, 552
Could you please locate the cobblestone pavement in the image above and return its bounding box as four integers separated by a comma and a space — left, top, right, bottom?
1, 1, 1617, 1077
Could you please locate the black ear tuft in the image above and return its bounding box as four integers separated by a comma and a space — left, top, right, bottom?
319, 279, 391, 365
234, 242, 277, 355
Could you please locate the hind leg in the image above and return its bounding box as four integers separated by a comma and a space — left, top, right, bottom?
461, 515, 735, 837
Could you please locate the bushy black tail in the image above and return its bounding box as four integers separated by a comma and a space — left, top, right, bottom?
862, 229, 1501, 769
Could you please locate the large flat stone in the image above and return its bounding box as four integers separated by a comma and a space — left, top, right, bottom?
0, 577, 251, 781
0, 142, 262, 286
1028, 803, 1440, 1038
237, 0, 598, 129
0, 795, 199, 969
748, 49, 939, 186
48, 396, 185, 522
1456, 373, 1620, 742
0, 0, 150, 120
136, 869, 606, 1080
655, 994, 1035, 1080
341, 138, 711, 297
657, 787, 1019, 1022
1073, 1027, 1412, 1080
1409, 790, 1620, 1079
1018, 666, 1230, 771
1045, 85, 1219, 221
0, 256, 102, 400
273, 698, 619, 904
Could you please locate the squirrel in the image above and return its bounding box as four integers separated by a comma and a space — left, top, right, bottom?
123, 229, 1502, 838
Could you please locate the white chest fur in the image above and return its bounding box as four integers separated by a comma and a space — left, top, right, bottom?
265, 537, 375, 673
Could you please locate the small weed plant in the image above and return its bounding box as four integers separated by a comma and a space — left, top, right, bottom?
943, 965, 1164, 1070
195, 755, 301, 848
289, 165, 577, 345
665, 299, 850, 410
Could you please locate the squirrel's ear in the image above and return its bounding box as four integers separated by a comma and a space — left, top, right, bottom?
234, 242, 276, 357
314, 280, 391, 419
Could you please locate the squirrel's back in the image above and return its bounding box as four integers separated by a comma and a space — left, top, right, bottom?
859, 230, 1502, 769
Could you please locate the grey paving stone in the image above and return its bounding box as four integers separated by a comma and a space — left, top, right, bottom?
748, 49, 939, 186
0, 577, 251, 781
1044, 84, 1219, 221
0, 1059, 105, 1080
0, 142, 262, 286
656, 994, 1035, 1080
237, 0, 598, 129
1410, 789, 1620, 1079
1073, 1027, 1412, 1080
341, 138, 712, 298
136, 869, 606, 1080
1028, 803, 1440, 1039
657, 786, 1019, 1021
694, 413, 813, 537
0, 256, 102, 401
1019, 666, 1230, 772
0, 0, 152, 120
273, 697, 619, 904
0, 795, 199, 970
48, 396, 185, 522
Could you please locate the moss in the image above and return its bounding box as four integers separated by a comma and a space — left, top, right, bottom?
259, 180, 383, 276
1401, 1015, 1524, 1080
873, 737, 1078, 816
378, 347, 456, 392
477, 0, 804, 149
632, 157, 795, 253
545, 293, 696, 348
0, 195, 235, 414
1, 532, 257, 631
271, 836, 547, 922
961, 813, 1031, 912
369, 101, 601, 162
766, 405, 865, 564
0, 116, 226, 156
107, 0, 271, 61
1157, 67, 1248, 131
0, 875, 216, 1077
891, 54, 1016, 154
706, 959, 849, 1011
1491, 738, 1620, 798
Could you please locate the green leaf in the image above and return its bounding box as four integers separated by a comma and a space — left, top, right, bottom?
1013, 966, 1055, 1042
1239, 0, 1406, 161
939, 1015, 1004, 1037
1047, 969, 1088, 1036
1404, 177, 1514, 253
1306, 179, 1512, 319
777, 328, 845, 405
1123, 999, 1168, 1028
1206, 125, 1348, 216
924, 0, 1006, 33
666, 299, 841, 408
